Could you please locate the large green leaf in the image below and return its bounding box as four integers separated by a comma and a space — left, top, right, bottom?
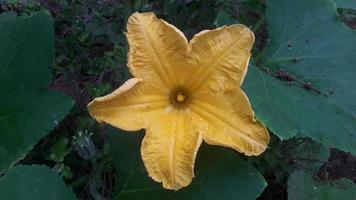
0, 11, 74, 172
109, 129, 267, 200
0, 165, 77, 200
243, 0, 356, 153
288, 170, 356, 200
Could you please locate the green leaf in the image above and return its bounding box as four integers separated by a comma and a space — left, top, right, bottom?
0, 11, 17, 24
214, 11, 239, 27
57, 164, 74, 179
0, 165, 77, 200
0, 11, 74, 172
288, 170, 356, 200
50, 137, 70, 162
262, 137, 329, 174
333, 0, 356, 9
282, 137, 329, 171
243, 0, 356, 153
109, 129, 266, 200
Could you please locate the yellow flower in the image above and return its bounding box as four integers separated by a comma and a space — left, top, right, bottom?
88, 12, 270, 190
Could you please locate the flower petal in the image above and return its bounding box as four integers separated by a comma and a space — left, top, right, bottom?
126, 12, 189, 90
185, 25, 254, 92
88, 78, 168, 131
141, 110, 202, 190
190, 88, 269, 156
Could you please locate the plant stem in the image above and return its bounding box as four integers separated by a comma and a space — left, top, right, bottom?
70, 174, 89, 189
252, 15, 266, 33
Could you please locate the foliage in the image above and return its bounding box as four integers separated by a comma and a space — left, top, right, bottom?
333, 0, 356, 9
0, 11, 73, 173
244, 0, 356, 154
0, 0, 355, 199
109, 129, 266, 199
288, 170, 356, 200
0, 165, 77, 200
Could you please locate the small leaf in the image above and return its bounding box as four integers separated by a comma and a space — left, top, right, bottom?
288, 170, 356, 200
109, 129, 267, 200
0, 11, 74, 173
61, 165, 74, 179
0, 165, 77, 200
50, 137, 69, 162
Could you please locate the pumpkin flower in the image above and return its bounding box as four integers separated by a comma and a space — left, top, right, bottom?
88, 12, 270, 190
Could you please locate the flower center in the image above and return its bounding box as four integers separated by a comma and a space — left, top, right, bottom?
176, 92, 186, 103
170, 88, 190, 108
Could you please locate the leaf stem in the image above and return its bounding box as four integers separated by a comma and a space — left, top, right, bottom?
252, 15, 266, 33
70, 174, 89, 189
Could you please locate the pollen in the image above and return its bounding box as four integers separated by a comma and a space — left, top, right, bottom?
170, 88, 189, 107
176, 93, 186, 103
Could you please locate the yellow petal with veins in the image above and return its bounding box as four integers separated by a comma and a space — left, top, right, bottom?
185, 25, 254, 92
126, 12, 189, 90
141, 110, 202, 190
190, 88, 269, 156
88, 78, 168, 131
88, 12, 270, 191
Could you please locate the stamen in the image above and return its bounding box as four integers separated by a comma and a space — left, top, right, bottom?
176, 93, 186, 102
170, 88, 189, 107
